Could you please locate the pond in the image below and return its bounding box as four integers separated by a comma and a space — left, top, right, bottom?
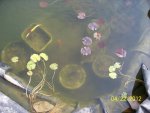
0, 0, 150, 112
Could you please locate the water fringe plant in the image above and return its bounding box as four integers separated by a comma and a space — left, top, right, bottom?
25, 53, 58, 110
108, 62, 144, 85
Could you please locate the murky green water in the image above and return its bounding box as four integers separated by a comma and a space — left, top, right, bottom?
0, 0, 149, 112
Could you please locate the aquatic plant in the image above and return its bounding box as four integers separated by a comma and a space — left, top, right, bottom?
11, 56, 19, 63
49, 63, 58, 92
77, 11, 86, 20
92, 54, 116, 78
25, 52, 58, 111
59, 64, 86, 89
40, 53, 48, 61
30, 54, 41, 63
82, 36, 92, 46
1, 41, 31, 72
88, 22, 99, 31
93, 32, 102, 40
108, 62, 144, 87
80, 46, 91, 56
108, 62, 121, 79
27, 60, 36, 71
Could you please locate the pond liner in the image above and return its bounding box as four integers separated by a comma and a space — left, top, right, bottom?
136, 64, 150, 113
0, 91, 29, 113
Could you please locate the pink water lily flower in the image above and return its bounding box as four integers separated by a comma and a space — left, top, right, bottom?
115, 48, 127, 58
39, 0, 48, 8
77, 11, 86, 20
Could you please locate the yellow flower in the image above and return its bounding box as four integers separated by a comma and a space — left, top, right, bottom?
109, 66, 116, 72
49, 63, 58, 70
109, 72, 117, 79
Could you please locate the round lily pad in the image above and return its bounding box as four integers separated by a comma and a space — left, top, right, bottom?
1, 41, 31, 72
92, 54, 116, 78
59, 64, 86, 90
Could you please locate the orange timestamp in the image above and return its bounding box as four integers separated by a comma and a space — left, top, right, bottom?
110, 95, 142, 102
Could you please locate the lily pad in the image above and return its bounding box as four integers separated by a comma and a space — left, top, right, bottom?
1, 41, 31, 72
109, 66, 116, 72
11, 56, 19, 63
59, 64, 86, 90
30, 54, 41, 63
49, 63, 58, 71
109, 72, 117, 79
27, 60, 36, 70
92, 54, 116, 78
40, 53, 48, 61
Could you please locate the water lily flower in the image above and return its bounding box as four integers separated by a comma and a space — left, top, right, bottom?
39, 0, 48, 8
11, 56, 19, 63
109, 72, 117, 79
49, 63, 58, 70
77, 11, 86, 20
115, 48, 127, 58
30, 54, 41, 63
88, 22, 99, 31
114, 62, 121, 69
109, 66, 116, 72
93, 32, 102, 40
40, 53, 48, 61
80, 46, 91, 56
82, 36, 92, 46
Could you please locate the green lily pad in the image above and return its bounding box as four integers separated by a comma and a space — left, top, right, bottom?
109, 72, 117, 79
92, 53, 116, 78
11, 56, 19, 63
27, 60, 36, 70
1, 41, 31, 72
40, 53, 48, 61
30, 54, 41, 63
49, 63, 58, 70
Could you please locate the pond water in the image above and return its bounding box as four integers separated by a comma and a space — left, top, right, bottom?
0, 0, 150, 112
